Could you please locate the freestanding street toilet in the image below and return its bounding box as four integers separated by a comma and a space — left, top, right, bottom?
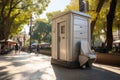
51, 11, 96, 68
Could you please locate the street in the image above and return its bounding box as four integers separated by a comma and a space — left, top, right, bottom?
0, 51, 120, 80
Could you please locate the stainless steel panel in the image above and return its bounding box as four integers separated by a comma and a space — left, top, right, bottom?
74, 31, 82, 38
74, 18, 87, 26
74, 31, 87, 39
74, 25, 83, 31
51, 11, 91, 63
72, 38, 81, 61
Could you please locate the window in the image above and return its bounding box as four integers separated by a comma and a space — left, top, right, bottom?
61, 26, 65, 34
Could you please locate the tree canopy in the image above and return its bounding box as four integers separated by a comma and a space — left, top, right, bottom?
65, 0, 120, 51
31, 20, 51, 43
31, 10, 62, 44
0, 0, 50, 40
46, 10, 62, 22
65, 0, 79, 11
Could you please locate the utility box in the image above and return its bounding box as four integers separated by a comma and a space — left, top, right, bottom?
51, 11, 91, 67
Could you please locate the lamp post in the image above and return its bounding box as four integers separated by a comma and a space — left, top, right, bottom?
29, 15, 32, 53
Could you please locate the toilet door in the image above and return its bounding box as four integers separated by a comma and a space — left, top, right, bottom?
58, 21, 67, 60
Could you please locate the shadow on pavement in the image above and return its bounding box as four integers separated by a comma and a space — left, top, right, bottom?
0, 66, 7, 70
52, 64, 120, 80
0, 54, 28, 61
0, 56, 29, 67
0, 70, 13, 80
0, 53, 52, 80
2, 66, 52, 80
0, 52, 120, 80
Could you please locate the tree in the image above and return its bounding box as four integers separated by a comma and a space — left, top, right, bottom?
106, 0, 117, 51
31, 20, 51, 43
90, 0, 110, 47
90, 0, 105, 34
0, 0, 50, 40
9, 12, 28, 38
65, 0, 106, 47
65, 0, 105, 34
65, 0, 120, 51
65, 0, 79, 11
31, 10, 62, 44
46, 10, 62, 22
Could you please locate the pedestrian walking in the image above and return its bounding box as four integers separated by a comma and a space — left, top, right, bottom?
36, 44, 39, 56
15, 43, 19, 55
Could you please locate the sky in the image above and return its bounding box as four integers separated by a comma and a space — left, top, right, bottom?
40, 0, 71, 19
24, 0, 71, 34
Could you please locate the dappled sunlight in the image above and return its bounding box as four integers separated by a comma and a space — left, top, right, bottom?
0, 61, 11, 67
0, 53, 120, 80
40, 67, 56, 80
40, 73, 55, 80
6, 64, 56, 80
93, 63, 120, 74
0, 53, 56, 80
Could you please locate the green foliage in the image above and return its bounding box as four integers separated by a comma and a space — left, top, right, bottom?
46, 10, 62, 22
31, 20, 51, 43
10, 12, 29, 38
0, 0, 50, 40
65, 0, 120, 49
31, 10, 62, 44
114, 0, 120, 31
65, 0, 79, 11
93, 1, 110, 37
94, 0, 120, 38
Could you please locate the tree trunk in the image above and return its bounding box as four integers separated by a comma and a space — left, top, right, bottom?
0, 23, 10, 40
0, 17, 13, 40
106, 0, 117, 51
91, 0, 105, 35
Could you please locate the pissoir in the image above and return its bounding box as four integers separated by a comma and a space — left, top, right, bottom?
51, 11, 96, 68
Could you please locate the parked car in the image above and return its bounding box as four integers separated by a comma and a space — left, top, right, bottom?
39, 43, 50, 49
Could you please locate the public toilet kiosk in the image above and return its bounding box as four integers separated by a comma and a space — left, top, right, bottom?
51, 11, 96, 68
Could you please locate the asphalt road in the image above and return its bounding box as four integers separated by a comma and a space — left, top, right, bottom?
0, 51, 120, 80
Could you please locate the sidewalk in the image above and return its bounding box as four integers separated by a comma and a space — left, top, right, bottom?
0, 51, 120, 80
